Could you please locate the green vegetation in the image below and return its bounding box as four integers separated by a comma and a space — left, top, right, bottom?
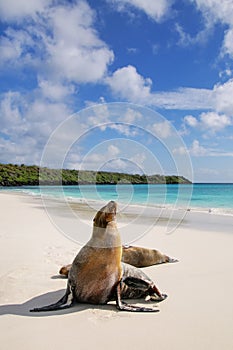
0, 163, 191, 186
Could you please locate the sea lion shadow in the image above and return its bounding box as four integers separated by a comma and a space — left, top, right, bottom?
0, 289, 84, 317
0, 289, 120, 317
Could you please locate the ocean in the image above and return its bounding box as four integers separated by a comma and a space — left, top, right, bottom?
1, 183, 233, 215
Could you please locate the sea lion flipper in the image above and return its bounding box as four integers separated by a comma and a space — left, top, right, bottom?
59, 264, 71, 278
115, 282, 159, 312
123, 276, 152, 291
30, 284, 74, 312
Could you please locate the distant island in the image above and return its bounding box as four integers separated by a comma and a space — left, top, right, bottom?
0, 163, 191, 186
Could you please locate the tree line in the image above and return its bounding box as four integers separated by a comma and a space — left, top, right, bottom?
0, 163, 191, 186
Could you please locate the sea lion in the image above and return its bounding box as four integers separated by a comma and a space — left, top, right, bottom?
121, 245, 177, 267
59, 246, 177, 277
30, 201, 166, 313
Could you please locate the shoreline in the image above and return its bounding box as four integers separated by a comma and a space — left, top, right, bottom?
1, 186, 233, 218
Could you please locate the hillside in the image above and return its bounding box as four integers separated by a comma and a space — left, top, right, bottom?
0, 163, 191, 186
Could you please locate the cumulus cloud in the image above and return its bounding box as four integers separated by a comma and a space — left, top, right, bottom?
38, 79, 76, 101
213, 79, 233, 116
200, 112, 232, 132
173, 139, 233, 157
106, 63, 233, 117
184, 115, 199, 128
192, 0, 233, 26
78, 144, 122, 170
108, 124, 139, 137
174, 0, 233, 61
1, 0, 233, 169
191, 0, 233, 57
222, 28, 233, 57
106, 65, 152, 102
0, 0, 52, 21
151, 121, 173, 139
46, 2, 114, 83
106, 65, 214, 109
173, 140, 207, 156
107, 0, 171, 22
124, 108, 143, 123
184, 111, 232, 134
0, 1, 114, 83
0, 0, 115, 165
0, 90, 72, 165
0, 27, 36, 65
189, 140, 207, 156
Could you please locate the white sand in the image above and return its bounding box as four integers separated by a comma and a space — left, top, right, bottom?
0, 192, 232, 350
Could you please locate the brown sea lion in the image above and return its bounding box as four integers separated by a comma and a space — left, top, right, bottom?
30, 201, 167, 313
59, 246, 177, 277
121, 245, 177, 267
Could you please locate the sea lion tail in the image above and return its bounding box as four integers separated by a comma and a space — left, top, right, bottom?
30, 284, 74, 312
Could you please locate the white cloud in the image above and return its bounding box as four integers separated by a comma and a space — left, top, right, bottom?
213, 79, 233, 116
0, 1, 114, 83
151, 121, 173, 139
0, 90, 72, 165
0, 136, 41, 165
108, 124, 139, 137
152, 87, 214, 110
130, 152, 146, 167
46, 2, 114, 83
184, 111, 232, 134
38, 79, 75, 101
106, 158, 130, 172
191, 0, 233, 57
173, 139, 233, 157
184, 115, 199, 127
0, 35, 21, 62
222, 28, 233, 57
219, 68, 232, 79
106, 65, 152, 102
173, 0, 233, 62
0, 0, 52, 21
79, 144, 122, 171
124, 108, 143, 123
87, 103, 110, 128
189, 140, 207, 156
199, 111, 232, 132
108, 145, 120, 156
106, 63, 233, 116
192, 0, 233, 26
106, 65, 214, 109
107, 0, 171, 22
172, 146, 187, 156
0, 0, 116, 166
0, 28, 35, 65
175, 21, 213, 47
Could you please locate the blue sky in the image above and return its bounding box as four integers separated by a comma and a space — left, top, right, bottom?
0, 0, 233, 182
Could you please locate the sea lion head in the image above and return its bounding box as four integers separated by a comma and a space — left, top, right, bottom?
93, 201, 117, 229
90, 201, 120, 248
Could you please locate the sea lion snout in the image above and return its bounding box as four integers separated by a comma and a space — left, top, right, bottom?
93, 201, 117, 228
91, 201, 120, 247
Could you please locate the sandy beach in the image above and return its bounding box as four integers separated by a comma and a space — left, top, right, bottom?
0, 192, 232, 350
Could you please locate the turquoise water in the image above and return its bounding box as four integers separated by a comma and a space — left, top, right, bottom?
1, 183, 233, 213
